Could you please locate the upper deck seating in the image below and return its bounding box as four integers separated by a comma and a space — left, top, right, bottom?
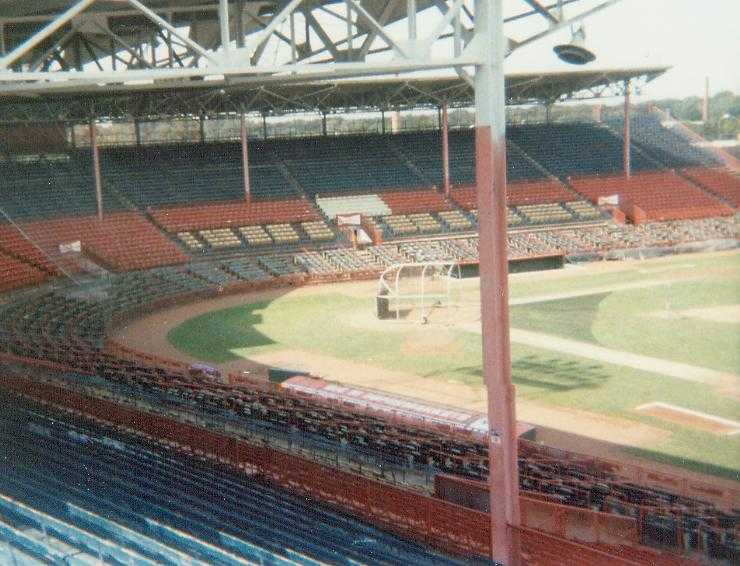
607, 112, 722, 168
272, 134, 419, 196
0, 153, 125, 220
101, 142, 299, 208
681, 167, 740, 208
508, 122, 654, 178
569, 170, 733, 221
149, 199, 318, 233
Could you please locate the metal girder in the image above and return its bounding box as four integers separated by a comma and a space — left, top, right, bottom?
0, 0, 98, 69
0, 0, 628, 99
0, 67, 666, 124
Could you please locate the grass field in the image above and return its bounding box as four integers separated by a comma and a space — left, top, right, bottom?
168, 251, 740, 479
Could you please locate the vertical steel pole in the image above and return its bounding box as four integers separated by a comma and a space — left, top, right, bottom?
623, 80, 631, 178
219, 0, 231, 52
89, 120, 104, 221
441, 102, 451, 197
241, 112, 251, 202
474, 0, 520, 563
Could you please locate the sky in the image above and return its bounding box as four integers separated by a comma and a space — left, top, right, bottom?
504, 0, 740, 101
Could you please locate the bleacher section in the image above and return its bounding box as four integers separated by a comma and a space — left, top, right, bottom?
682, 167, 740, 208
570, 171, 733, 222
0, 154, 125, 220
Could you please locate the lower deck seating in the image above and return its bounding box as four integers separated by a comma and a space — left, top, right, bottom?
177, 232, 204, 251
570, 171, 733, 221
408, 213, 443, 234
301, 221, 335, 242
265, 224, 300, 245
198, 229, 243, 250
12, 213, 188, 272
438, 210, 473, 231
238, 225, 273, 246
506, 179, 575, 206
379, 189, 452, 214
222, 258, 271, 281
293, 251, 336, 274
0, 225, 57, 274
681, 167, 740, 208
0, 252, 47, 292
382, 215, 418, 236
565, 200, 603, 221
517, 203, 574, 225
150, 199, 318, 233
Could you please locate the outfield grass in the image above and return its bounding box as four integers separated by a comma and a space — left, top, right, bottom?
168, 251, 740, 479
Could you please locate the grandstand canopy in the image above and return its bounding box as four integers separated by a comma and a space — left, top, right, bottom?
0, 66, 666, 123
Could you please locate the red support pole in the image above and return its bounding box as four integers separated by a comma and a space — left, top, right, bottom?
441, 102, 451, 197
476, 124, 521, 564
623, 81, 631, 178
241, 112, 251, 203
89, 120, 103, 221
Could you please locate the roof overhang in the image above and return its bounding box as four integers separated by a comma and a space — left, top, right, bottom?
0, 66, 667, 123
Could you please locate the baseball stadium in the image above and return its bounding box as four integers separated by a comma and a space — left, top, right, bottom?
0, 1, 738, 564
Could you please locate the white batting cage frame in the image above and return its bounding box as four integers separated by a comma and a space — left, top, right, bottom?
376, 261, 463, 322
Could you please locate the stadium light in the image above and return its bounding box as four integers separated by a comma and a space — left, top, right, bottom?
553, 24, 596, 65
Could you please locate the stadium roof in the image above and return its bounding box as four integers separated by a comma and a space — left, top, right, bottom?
0, 66, 666, 123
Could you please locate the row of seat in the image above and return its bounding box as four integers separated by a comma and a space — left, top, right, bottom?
177, 219, 336, 253
569, 171, 734, 222
0, 397, 459, 565
150, 199, 319, 233
681, 167, 740, 208
0, 252, 47, 292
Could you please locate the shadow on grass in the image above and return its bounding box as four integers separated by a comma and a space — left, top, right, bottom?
167, 297, 286, 363
423, 354, 609, 392
622, 446, 740, 482
510, 292, 610, 344
511, 354, 609, 392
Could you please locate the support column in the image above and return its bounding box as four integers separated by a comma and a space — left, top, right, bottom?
218, 0, 231, 52
199, 112, 206, 143
134, 117, 142, 146
89, 120, 104, 221
474, 0, 520, 564
441, 102, 450, 197
240, 113, 251, 203
262, 114, 268, 138
381, 110, 386, 134
623, 80, 631, 178
321, 113, 328, 136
